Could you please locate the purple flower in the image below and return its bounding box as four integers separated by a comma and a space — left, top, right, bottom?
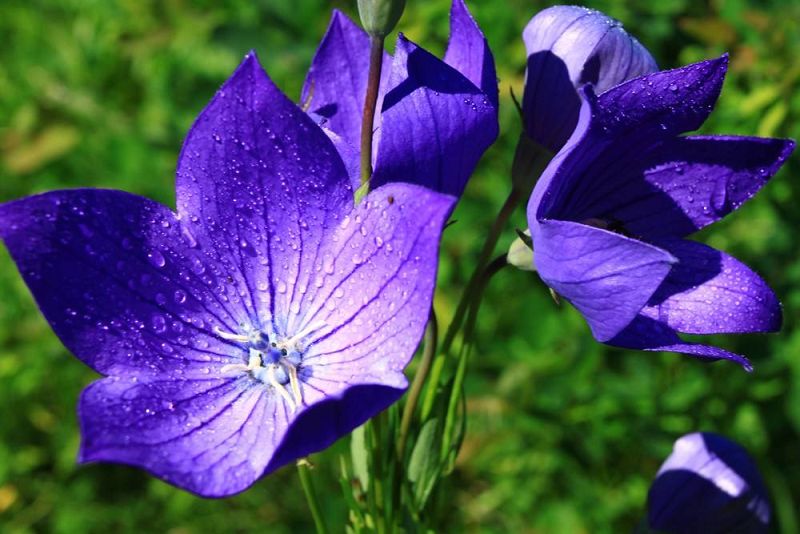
528, 56, 795, 369
0, 53, 454, 497
522, 6, 657, 153
648, 432, 770, 533
302, 0, 498, 198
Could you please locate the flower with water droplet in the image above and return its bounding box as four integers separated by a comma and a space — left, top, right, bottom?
528, 55, 795, 369
302, 0, 497, 199
647, 432, 770, 533
0, 52, 454, 497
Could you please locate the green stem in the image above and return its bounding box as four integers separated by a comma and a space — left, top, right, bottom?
397, 309, 438, 460
358, 34, 385, 197
297, 460, 329, 534
441, 187, 521, 354
440, 256, 507, 457
420, 188, 521, 420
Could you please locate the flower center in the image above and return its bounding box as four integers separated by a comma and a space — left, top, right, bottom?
215, 321, 326, 412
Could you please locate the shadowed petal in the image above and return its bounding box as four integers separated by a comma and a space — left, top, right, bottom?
0, 189, 245, 377
372, 35, 498, 197
78, 376, 280, 497
298, 183, 454, 394
534, 57, 731, 221
640, 239, 780, 334
533, 219, 676, 341
301, 10, 392, 151
444, 0, 498, 107
176, 52, 353, 335
609, 315, 753, 370
567, 135, 795, 239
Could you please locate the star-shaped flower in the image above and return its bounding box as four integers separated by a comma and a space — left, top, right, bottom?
303, 0, 498, 198
648, 432, 770, 533
528, 56, 795, 369
0, 53, 454, 497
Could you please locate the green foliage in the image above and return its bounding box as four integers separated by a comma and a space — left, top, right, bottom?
1, 0, 798, 532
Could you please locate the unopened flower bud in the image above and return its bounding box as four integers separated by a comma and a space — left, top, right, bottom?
357, 0, 406, 38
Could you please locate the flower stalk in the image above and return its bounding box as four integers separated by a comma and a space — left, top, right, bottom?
356, 34, 385, 201
297, 459, 329, 534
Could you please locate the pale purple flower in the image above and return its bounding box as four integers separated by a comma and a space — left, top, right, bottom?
302, 0, 498, 198
648, 432, 770, 533
522, 6, 657, 153
528, 56, 795, 369
0, 53, 455, 497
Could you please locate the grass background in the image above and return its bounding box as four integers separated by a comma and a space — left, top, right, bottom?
0, 0, 798, 531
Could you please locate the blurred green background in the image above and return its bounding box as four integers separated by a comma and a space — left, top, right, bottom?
1, 0, 798, 532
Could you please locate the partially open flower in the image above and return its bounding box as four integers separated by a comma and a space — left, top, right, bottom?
527, 56, 795, 368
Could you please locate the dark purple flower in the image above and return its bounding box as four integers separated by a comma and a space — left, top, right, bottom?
648, 432, 770, 533
0, 53, 454, 497
522, 6, 657, 154
528, 56, 795, 369
302, 0, 498, 198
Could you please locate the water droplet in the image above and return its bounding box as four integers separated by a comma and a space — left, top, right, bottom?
147, 250, 166, 268
151, 315, 167, 333
174, 290, 187, 304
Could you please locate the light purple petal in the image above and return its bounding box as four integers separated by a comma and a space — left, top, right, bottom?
291, 183, 455, 395
609, 315, 753, 370
372, 35, 498, 197
640, 239, 781, 334
533, 219, 676, 341
521, 6, 657, 152
78, 375, 279, 497
301, 10, 392, 152
176, 52, 353, 336
564, 135, 795, 239
443, 0, 498, 107
0, 189, 244, 378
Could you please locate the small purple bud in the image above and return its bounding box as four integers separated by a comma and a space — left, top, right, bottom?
648, 433, 771, 533
521, 6, 657, 153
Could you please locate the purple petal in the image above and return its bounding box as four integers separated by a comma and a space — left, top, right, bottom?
301, 10, 392, 152
443, 0, 498, 107
565, 135, 795, 239
0, 189, 244, 378
176, 52, 353, 335
522, 6, 657, 152
532, 57, 735, 221
640, 239, 781, 334
293, 183, 455, 395
533, 219, 676, 341
609, 315, 753, 370
78, 376, 279, 497
372, 35, 498, 197
596, 55, 728, 138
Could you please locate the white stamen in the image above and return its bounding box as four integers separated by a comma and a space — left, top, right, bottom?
284, 320, 327, 347
267, 366, 296, 411
214, 326, 251, 343
286, 363, 303, 407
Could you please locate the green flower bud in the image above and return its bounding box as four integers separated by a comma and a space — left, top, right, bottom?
507, 228, 536, 272
357, 0, 406, 38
